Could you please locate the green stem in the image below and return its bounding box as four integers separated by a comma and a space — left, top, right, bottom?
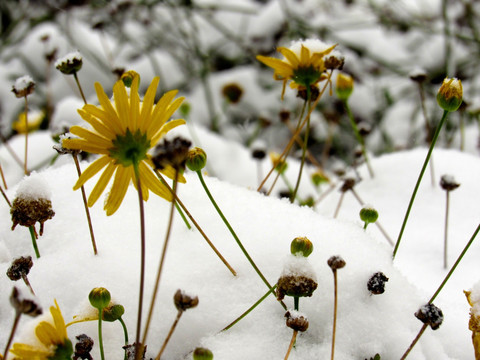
196, 170, 286, 310
73, 72, 88, 105
119, 316, 129, 350
29, 226, 40, 258
330, 270, 338, 360
174, 196, 191, 230
98, 309, 105, 360
294, 296, 299, 311
222, 285, 277, 331
428, 222, 480, 304
363, 222, 368, 230
393, 110, 449, 260
344, 100, 374, 178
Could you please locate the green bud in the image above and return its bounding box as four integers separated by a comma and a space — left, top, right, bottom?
186, 147, 207, 172
335, 72, 354, 101
290, 236, 313, 257
102, 304, 124, 322
436, 78, 462, 112
360, 206, 378, 225
180, 102, 191, 117
311, 171, 329, 187
193, 347, 213, 360
89, 287, 111, 310
121, 70, 140, 88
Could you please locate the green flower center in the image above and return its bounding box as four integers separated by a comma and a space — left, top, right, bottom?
292, 65, 322, 88
48, 339, 73, 360
109, 129, 151, 167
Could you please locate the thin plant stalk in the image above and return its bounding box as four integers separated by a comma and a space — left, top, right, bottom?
3, 311, 21, 359
196, 170, 285, 309
1, 185, 11, 207
343, 100, 374, 178
416, 82, 435, 187
142, 172, 178, 347
313, 182, 336, 207
330, 270, 338, 360
155, 310, 183, 360
29, 226, 40, 258
0, 162, 7, 189
399, 323, 428, 360
22, 273, 35, 296
0, 132, 24, 170
333, 192, 346, 219
119, 317, 129, 350
73, 72, 88, 105
444, 190, 450, 269
429, 222, 480, 304
393, 110, 449, 260
222, 285, 277, 331
98, 309, 106, 360
174, 200, 191, 230
155, 170, 237, 276
294, 296, 299, 311
284, 330, 298, 360
134, 165, 147, 360
23, 96, 29, 175
72, 154, 98, 255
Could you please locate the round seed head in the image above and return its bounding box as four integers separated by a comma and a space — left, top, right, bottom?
152, 136, 192, 171
367, 272, 389, 295
290, 236, 313, 257
327, 255, 346, 271
10, 287, 42, 317
222, 83, 244, 104
7, 256, 33, 281
193, 347, 213, 360
360, 206, 379, 224
276, 274, 318, 300
340, 177, 356, 192
12, 75, 35, 98
285, 310, 309, 332
174, 289, 199, 311
440, 174, 460, 192
415, 303, 444, 330
186, 147, 207, 172
55, 51, 83, 75
89, 287, 111, 310
11, 197, 55, 236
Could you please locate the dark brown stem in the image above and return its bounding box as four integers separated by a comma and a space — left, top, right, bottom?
72, 154, 98, 255
3, 311, 21, 358
155, 310, 183, 360
73, 72, 88, 105
0, 161, 7, 189
399, 323, 428, 360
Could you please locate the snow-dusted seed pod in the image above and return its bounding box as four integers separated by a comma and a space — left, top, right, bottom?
415, 303, 444, 330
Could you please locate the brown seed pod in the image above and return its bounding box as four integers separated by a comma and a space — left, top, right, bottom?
285, 310, 309, 332
174, 289, 199, 311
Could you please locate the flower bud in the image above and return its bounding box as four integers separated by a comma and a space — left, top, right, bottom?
367, 272, 389, 295
186, 147, 207, 172
311, 171, 329, 187
436, 78, 463, 112
290, 236, 313, 257
12, 75, 35, 98
327, 255, 346, 271
7, 256, 33, 281
174, 289, 199, 312
285, 310, 309, 332
415, 303, 444, 330
335, 72, 354, 101
193, 347, 213, 360
440, 174, 460, 192
55, 51, 83, 75
103, 304, 124, 322
121, 70, 140, 87
89, 287, 111, 310
360, 206, 379, 225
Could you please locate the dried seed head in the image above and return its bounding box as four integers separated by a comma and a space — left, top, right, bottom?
440, 174, 460, 192
186, 147, 207, 172
290, 236, 313, 257
276, 275, 318, 300
340, 177, 356, 193
327, 255, 346, 271
297, 84, 320, 102
437, 77, 463, 112
193, 347, 214, 360
285, 310, 309, 332
153, 136, 192, 171
415, 303, 444, 330
89, 287, 111, 310
10, 287, 42, 316
357, 122, 372, 137
7, 256, 33, 281
324, 52, 345, 71
279, 110, 291, 123
11, 197, 55, 237
359, 206, 379, 225
409, 69, 428, 83
55, 51, 83, 75
74, 334, 94, 360
367, 272, 389, 295
12, 75, 35, 98
103, 304, 125, 322
174, 289, 199, 311
222, 83, 244, 104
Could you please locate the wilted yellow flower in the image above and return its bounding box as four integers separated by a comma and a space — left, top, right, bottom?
10, 300, 73, 360
465, 290, 480, 360
62, 75, 186, 215
257, 39, 336, 99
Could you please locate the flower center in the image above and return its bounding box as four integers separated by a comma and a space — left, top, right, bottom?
109, 129, 151, 167
292, 65, 322, 89
49, 339, 73, 360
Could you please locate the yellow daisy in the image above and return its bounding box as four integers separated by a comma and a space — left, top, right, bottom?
62, 75, 186, 216
257, 39, 336, 99
10, 300, 73, 360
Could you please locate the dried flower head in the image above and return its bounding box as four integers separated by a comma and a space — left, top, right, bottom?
10, 287, 42, 316
324, 51, 345, 71
7, 256, 33, 281
152, 136, 192, 171
415, 303, 444, 330
55, 51, 83, 75
285, 310, 309, 332
276, 256, 318, 300
437, 77, 463, 112
327, 255, 346, 271
440, 174, 460, 192
222, 83, 244, 104
73, 334, 94, 360
465, 290, 480, 359
340, 177, 356, 193
174, 289, 199, 312
12, 75, 35, 98
367, 272, 389, 295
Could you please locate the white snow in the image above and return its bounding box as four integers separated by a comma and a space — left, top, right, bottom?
54, 50, 83, 69
15, 172, 52, 201
12, 75, 34, 93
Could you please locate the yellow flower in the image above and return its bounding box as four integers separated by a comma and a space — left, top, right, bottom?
13, 110, 44, 134
257, 39, 336, 99
10, 300, 73, 360
437, 77, 463, 112
335, 72, 354, 101
62, 75, 186, 215
465, 290, 480, 360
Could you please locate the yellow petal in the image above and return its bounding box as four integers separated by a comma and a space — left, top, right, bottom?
150, 118, 186, 146
139, 77, 160, 132
148, 97, 185, 140
278, 47, 300, 68
148, 90, 179, 131
77, 109, 115, 140
138, 161, 172, 201
87, 162, 116, 207
104, 166, 131, 216
94, 82, 123, 134
300, 45, 310, 65
51, 300, 67, 340
129, 76, 140, 130
10, 343, 51, 360
62, 139, 110, 155
257, 55, 293, 77
113, 80, 130, 132
69, 126, 112, 149
73, 155, 111, 190
36, 322, 61, 346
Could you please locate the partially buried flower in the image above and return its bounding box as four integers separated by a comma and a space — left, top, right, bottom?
55, 51, 83, 75
12, 75, 35, 98
276, 254, 318, 300
61, 73, 186, 215
10, 300, 73, 360
257, 39, 336, 99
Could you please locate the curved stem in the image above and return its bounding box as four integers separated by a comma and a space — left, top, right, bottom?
196, 170, 285, 309
393, 110, 449, 260
119, 317, 129, 360
29, 226, 40, 258
142, 171, 178, 347
23, 96, 29, 175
